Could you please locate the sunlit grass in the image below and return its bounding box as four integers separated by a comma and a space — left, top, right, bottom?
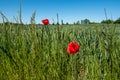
0, 14, 120, 79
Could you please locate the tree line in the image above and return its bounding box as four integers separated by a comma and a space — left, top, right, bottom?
0, 17, 120, 25
101, 18, 120, 24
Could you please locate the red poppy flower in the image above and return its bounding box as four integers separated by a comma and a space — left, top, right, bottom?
67, 41, 80, 55
42, 19, 49, 25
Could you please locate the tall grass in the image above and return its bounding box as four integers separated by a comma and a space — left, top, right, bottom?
0, 13, 120, 80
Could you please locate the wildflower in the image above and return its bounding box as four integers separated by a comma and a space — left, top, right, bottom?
67, 41, 80, 55
42, 19, 49, 25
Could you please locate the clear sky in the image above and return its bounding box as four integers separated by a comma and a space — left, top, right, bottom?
0, 0, 120, 24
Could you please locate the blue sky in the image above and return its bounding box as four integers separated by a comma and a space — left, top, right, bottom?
0, 0, 120, 24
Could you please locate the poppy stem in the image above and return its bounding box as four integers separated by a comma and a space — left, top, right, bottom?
71, 55, 74, 78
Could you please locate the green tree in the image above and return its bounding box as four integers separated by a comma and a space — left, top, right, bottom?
66, 22, 69, 25
81, 19, 90, 24
101, 19, 113, 24
61, 19, 64, 25
76, 20, 80, 24
114, 18, 120, 24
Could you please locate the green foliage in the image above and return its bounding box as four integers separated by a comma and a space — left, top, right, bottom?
0, 23, 120, 80
61, 19, 64, 25
66, 22, 69, 25
114, 18, 120, 24
74, 20, 80, 25
101, 19, 114, 24
0, 10, 120, 80
81, 19, 90, 24
101, 18, 120, 24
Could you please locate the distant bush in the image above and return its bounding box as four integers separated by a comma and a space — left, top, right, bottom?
81, 19, 90, 24
101, 19, 114, 24
101, 18, 120, 24
114, 18, 120, 24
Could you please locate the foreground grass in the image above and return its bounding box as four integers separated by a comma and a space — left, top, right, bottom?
0, 23, 120, 80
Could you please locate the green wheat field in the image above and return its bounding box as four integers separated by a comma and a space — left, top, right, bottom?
0, 13, 120, 80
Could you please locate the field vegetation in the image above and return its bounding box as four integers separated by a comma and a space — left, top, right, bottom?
0, 12, 120, 80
